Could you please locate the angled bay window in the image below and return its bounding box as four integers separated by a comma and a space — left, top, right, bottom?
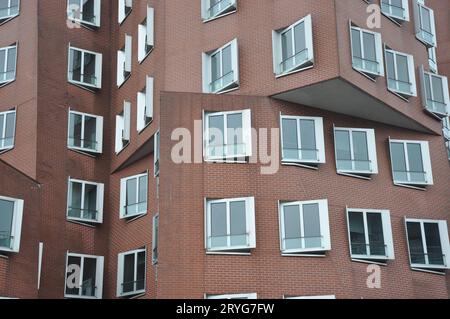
115, 101, 131, 154
64, 253, 104, 299
350, 24, 384, 78
117, 248, 146, 297
68, 45, 102, 90
207, 293, 257, 300
67, 0, 101, 28
280, 115, 325, 166
0, 195, 23, 253
0, 0, 19, 23
154, 130, 160, 177
203, 109, 252, 161
138, 6, 154, 63
67, 178, 104, 224
0, 109, 15, 152
117, 35, 132, 87
68, 110, 103, 154
0, 44, 17, 86
380, 0, 409, 22
137, 76, 153, 132
118, 0, 132, 24
202, 39, 239, 94
201, 0, 237, 22
346, 209, 394, 261
419, 66, 449, 117
278, 199, 331, 255
413, 0, 436, 47
385, 48, 417, 98
334, 127, 378, 177
405, 218, 450, 270
119, 172, 148, 219
205, 197, 256, 252
272, 15, 314, 77
389, 139, 433, 187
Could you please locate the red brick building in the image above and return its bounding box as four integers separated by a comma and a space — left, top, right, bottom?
0, 0, 450, 299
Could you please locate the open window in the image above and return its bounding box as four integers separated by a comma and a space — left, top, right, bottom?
380, 0, 409, 23
334, 127, 378, 177
154, 130, 160, 177
115, 101, 131, 154
117, 34, 132, 87
0, 43, 17, 87
0, 195, 23, 253
413, 0, 436, 47
68, 45, 102, 90
201, 0, 237, 22
0, 0, 20, 24
346, 208, 394, 262
118, 0, 132, 24
278, 199, 331, 255
64, 253, 104, 299
443, 117, 450, 141
280, 115, 325, 167
137, 76, 153, 132
428, 47, 437, 74
272, 15, 314, 77
385, 47, 417, 99
117, 248, 146, 297
67, 178, 104, 224
152, 214, 159, 265
202, 39, 239, 94
405, 218, 450, 270
389, 139, 433, 188
419, 65, 449, 118
0, 109, 16, 153
206, 293, 257, 299
138, 6, 154, 63
205, 197, 256, 253
68, 109, 103, 154
119, 172, 148, 219
67, 0, 101, 28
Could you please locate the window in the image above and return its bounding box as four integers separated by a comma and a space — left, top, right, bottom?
67, 178, 104, 224
201, 0, 237, 22
346, 209, 394, 261
405, 218, 450, 270
272, 15, 314, 77
137, 76, 153, 132
278, 199, 331, 255
138, 6, 154, 63
206, 293, 257, 299
117, 34, 132, 87
68, 110, 103, 154
428, 47, 437, 74
203, 109, 252, 161
446, 141, 450, 161
205, 197, 256, 252
68, 45, 102, 90
285, 295, 336, 299
115, 101, 131, 154
389, 139, 433, 187
67, 0, 101, 28
202, 39, 239, 94
419, 66, 449, 117
119, 172, 148, 219
0, 0, 19, 23
413, 0, 436, 47
280, 115, 325, 166
154, 130, 160, 177
0, 109, 15, 152
0, 44, 17, 86
334, 127, 378, 176
443, 117, 450, 141
64, 253, 104, 299
118, 0, 132, 24
117, 248, 146, 297
0, 195, 23, 253
385, 48, 417, 98
152, 214, 159, 265
380, 0, 409, 22
350, 25, 384, 78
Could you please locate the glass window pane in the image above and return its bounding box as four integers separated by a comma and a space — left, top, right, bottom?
367, 213, 386, 256
335, 130, 352, 171
83, 52, 96, 85
222, 45, 232, 76
81, 257, 97, 297
136, 251, 146, 291
226, 113, 243, 156
281, 29, 293, 71
282, 118, 299, 160
66, 256, 81, 296
69, 113, 83, 148
82, 0, 95, 23
230, 201, 246, 246
138, 175, 147, 213
349, 211, 367, 255
303, 203, 321, 249
391, 142, 407, 182
211, 52, 220, 83
432, 76, 444, 104
6, 47, 16, 80
4, 112, 15, 147
396, 54, 410, 92
208, 114, 224, 157
420, 7, 432, 33
352, 131, 370, 171
0, 114, 4, 145
123, 253, 135, 294
283, 204, 301, 250
351, 29, 362, 69
0, 199, 14, 249
299, 119, 316, 160
126, 178, 137, 215
293, 22, 306, 54
68, 182, 83, 219
0, 49, 5, 76
386, 51, 396, 89
424, 223, 444, 265
407, 222, 425, 264
84, 184, 97, 220
407, 143, 425, 183
70, 49, 82, 82
362, 32, 377, 73
84, 116, 97, 150
211, 202, 227, 248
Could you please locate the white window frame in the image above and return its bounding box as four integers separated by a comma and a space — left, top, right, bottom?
284, 295, 336, 299
116, 248, 146, 297
67, 178, 104, 224
0, 109, 16, 152
154, 130, 160, 177
419, 65, 449, 117
206, 293, 257, 299
0, 0, 20, 24
0, 44, 17, 86
389, 139, 433, 187
272, 14, 314, 77
346, 208, 394, 261
202, 38, 239, 94
205, 197, 256, 252
67, 45, 102, 90
428, 47, 437, 74
384, 48, 417, 98
278, 199, 331, 255
333, 127, 378, 176
0, 195, 23, 253
66, 0, 101, 28
118, 0, 132, 24
119, 172, 148, 219
64, 252, 104, 299
405, 218, 450, 270
138, 6, 154, 63
67, 109, 103, 154
117, 34, 132, 87
280, 115, 325, 166
152, 214, 159, 265
380, 0, 410, 22
349, 24, 384, 78
413, 0, 436, 47
137, 76, 154, 132
115, 101, 131, 154
201, 0, 237, 22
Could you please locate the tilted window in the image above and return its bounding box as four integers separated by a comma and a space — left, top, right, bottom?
350, 25, 384, 78
0, 44, 17, 86
419, 65, 449, 117
385, 48, 417, 98
0, 109, 15, 152
119, 172, 148, 219
115, 101, 131, 154
413, 0, 436, 47
380, 0, 410, 22
67, 178, 104, 224
68, 45, 102, 90
201, 0, 237, 22
118, 0, 132, 24
117, 248, 146, 297
137, 76, 153, 132
0, 0, 20, 23
117, 34, 132, 87
68, 110, 103, 154
65, 253, 104, 299
138, 6, 154, 63
67, 0, 101, 28
0, 195, 23, 253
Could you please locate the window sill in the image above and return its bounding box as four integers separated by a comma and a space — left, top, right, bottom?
67, 218, 100, 228
68, 147, 100, 158
275, 64, 314, 79
64, 294, 101, 300
68, 80, 100, 93
119, 290, 146, 299
410, 266, 446, 275
67, 17, 100, 30
121, 212, 148, 223
393, 182, 429, 191
281, 161, 319, 170
138, 47, 154, 65
0, 14, 19, 26
0, 79, 16, 88
137, 119, 153, 135
352, 67, 379, 82
387, 88, 414, 102
202, 9, 237, 24
117, 73, 131, 89
424, 108, 448, 120
204, 158, 248, 164
337, 171, 373, 181
281, 252, 326, 258
351, 258, 388, 266
115, 141, 130, 156
381, 12, 406, 26
206, 251, 251, 256
0, 146, 15, 155
415, 35, 436, 49
208, 85, 240, 95
119, 10, 132, 26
